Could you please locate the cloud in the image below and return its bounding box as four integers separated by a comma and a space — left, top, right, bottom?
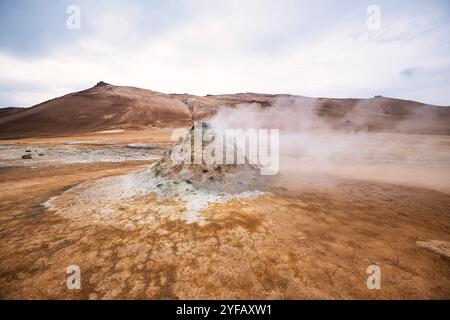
400, 67, 422, 78
0, 0, 450, 107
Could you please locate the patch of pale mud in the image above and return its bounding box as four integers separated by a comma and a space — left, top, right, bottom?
43, 168, 268, 227
126, 143, 157, 149
94, 129, 125, 134
65, 140, 107, 145
182, 190, 267, 224
0, 145, 163, 167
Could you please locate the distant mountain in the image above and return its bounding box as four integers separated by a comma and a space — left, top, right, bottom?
0, 82, 449, 138
0, 107, 26, 118
0, 82, 191, 138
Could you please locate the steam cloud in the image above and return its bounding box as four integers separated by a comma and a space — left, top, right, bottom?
208, 98, 450, 192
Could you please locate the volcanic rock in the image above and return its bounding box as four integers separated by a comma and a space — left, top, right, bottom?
151, 122, 268, 193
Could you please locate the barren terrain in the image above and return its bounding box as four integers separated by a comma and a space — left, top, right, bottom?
1, 82, 449, 139
1, 128, 449, 299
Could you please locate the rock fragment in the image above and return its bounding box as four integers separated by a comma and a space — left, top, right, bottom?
416, 240, 450, 260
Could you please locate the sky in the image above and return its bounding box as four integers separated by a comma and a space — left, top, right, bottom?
0, 0, 449, 107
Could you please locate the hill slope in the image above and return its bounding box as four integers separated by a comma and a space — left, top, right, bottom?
0, 82, 191, 137
0, 82, 449, 138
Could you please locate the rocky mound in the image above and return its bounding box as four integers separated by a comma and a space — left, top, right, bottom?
42, 122, 270, 226
151, 122, 268, 193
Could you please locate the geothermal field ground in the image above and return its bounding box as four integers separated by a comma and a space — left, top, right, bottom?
2, 1, 450, 306
0, 126, 449, 299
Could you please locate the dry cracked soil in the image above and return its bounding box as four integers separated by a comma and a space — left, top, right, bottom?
0, 129, 449, 299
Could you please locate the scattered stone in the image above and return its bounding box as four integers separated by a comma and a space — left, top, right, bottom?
22, 154, 32, 159
416, 240, 450, 260
25, 150, 31, 153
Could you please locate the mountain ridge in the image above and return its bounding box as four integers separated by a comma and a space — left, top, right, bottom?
0, 82, 449, 138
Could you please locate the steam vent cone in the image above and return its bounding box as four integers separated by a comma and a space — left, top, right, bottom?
151, 122, 268, 193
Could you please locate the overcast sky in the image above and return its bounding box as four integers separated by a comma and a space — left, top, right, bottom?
1, 0, 449, 107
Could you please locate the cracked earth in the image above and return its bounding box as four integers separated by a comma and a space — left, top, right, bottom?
0, 131, 449, 299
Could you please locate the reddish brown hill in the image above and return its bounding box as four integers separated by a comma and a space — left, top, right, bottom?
0, 107, 26, 118
0, 82, 191, 137
0, 82, 449, 138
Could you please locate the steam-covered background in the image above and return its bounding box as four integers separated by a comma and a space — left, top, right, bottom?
209, 101, 450, 192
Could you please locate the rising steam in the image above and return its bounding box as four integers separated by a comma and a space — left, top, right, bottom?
208, 97, 450, 192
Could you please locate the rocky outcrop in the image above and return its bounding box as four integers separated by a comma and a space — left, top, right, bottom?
151, 122, 268, 193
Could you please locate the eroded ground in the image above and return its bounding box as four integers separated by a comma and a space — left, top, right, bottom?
0, 130, 449, 299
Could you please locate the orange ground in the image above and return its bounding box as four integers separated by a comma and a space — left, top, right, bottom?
0, 130, 449, 299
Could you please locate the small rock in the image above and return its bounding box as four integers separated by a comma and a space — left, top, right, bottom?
417, 240, 450, 259
22, 154, 32, 159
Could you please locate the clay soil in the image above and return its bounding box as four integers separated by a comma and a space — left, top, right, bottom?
0, 130, 449, 299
